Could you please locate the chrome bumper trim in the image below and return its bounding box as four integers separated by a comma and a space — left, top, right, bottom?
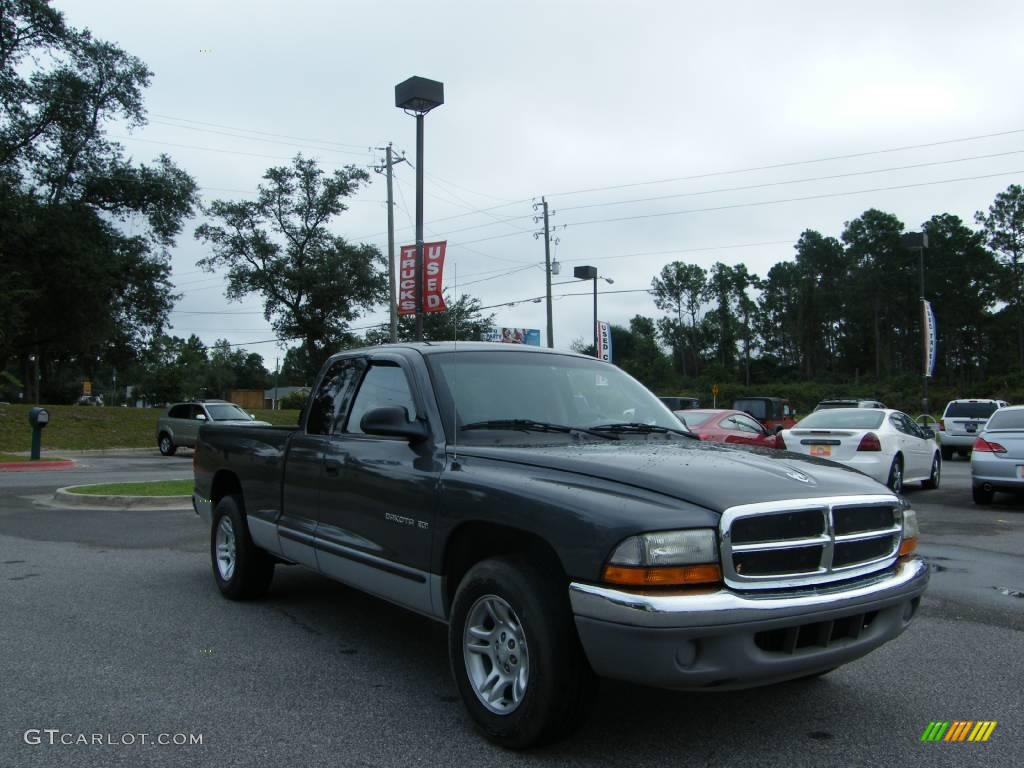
569, 556, 928, 629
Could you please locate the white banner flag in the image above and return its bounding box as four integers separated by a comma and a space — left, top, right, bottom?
923, 300, 937, 378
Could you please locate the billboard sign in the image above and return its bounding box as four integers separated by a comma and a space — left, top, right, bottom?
482, 328, 541, 346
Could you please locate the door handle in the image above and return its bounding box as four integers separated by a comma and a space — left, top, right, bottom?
325, 458, 342, 476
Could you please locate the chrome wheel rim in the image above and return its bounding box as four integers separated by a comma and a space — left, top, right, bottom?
463, 595, 530, 715
891, 462, 903, 493
160, 436, 171, 453
932, 458, 940, 487
215, 516, 236, 581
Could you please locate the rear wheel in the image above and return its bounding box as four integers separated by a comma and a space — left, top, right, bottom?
922, 454, 941, 489
158, 433, 176, 456
941, 446, 953, 461
448, 556, 596, 749
211, 495, 274, 600
972, 485, 994, 505
886, 456, 904, 494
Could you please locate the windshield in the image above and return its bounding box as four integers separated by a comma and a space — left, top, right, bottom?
794, 409, 885, 429
945, 402, 999, 419
426, 351, 681, 440
985, 409, 1024, 430
206, 404, 252, 421
733, 399, 767, 419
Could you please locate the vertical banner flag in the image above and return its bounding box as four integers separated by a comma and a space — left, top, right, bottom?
596, 321, 612, 363
398, 241, 448, 316
923, 300, 937, 377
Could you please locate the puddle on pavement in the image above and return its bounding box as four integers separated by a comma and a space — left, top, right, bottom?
993, 586, 1024, 598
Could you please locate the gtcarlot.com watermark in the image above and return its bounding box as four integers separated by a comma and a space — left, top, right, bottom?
24, 729, 203, 747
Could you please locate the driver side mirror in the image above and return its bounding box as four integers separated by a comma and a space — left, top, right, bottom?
195, 413, 207, 421
922, 427, 935, 439
773, 425, 784, 435
360, 406, 429, 442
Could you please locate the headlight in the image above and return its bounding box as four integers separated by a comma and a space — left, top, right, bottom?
603, 529, 721, 587
898, 508, 919, 557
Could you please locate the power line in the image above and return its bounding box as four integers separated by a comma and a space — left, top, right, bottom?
148, 113, 373, 150
554, 148, 1024, 214
147, 118, 371, 156
555, 169, 1024, 231
545, 127, 1024, 199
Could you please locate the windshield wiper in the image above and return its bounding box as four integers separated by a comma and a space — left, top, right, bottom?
588, 422, 699, 439
461, 419, 619, 440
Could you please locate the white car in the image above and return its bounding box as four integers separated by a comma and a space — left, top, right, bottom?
938, 399, 1003, 460
781, 408, 941, 493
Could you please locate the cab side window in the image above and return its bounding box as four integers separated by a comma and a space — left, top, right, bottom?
190, 405, 206, 420
345, 363, 417, 435
307, 358, 364, 436
168, 404, 189, 419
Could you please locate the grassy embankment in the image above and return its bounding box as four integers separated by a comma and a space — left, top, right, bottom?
0, 404, 297, 453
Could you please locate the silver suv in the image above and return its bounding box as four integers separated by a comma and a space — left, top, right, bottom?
939, 399, 1002, 460
157, 401, 270, 456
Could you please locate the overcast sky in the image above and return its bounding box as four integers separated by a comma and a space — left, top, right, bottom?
57, 0, 1024, 366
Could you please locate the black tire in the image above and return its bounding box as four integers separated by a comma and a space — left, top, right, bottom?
158, 433, 176, 456
922, 453, 941, 490
972, 485, 994, 505
448, 555, 597, 749
886, 455, 904, 494
941, 446, 953, 461
211, 494, 274, 600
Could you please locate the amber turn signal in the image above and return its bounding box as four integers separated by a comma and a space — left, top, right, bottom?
602, 563, 722, 587
898, 536, 917, 557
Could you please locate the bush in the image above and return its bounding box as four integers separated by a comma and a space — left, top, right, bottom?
278, 390, 309, 410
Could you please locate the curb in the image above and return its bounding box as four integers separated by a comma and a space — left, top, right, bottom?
0, 460, 76, 472
54, 483, 193, 511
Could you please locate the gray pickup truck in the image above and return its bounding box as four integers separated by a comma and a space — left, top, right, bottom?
193, 343, 928, 748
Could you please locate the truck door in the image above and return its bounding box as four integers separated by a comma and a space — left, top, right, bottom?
277, 356, 364, 569
316, 355, 440, 616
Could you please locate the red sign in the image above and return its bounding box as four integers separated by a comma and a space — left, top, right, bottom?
398, 241, 448, 315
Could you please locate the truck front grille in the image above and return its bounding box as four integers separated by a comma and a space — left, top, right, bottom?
720, 495, 903, 589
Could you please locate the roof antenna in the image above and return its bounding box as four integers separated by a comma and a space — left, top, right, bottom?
451, 262, 459, 465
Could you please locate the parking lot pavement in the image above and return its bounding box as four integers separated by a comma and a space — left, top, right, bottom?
0, 454, 1021, 767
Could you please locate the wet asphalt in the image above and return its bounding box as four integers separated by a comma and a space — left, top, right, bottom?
0, 453, 1021, 767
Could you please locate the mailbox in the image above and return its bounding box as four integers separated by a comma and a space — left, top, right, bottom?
28, 406, 49, 460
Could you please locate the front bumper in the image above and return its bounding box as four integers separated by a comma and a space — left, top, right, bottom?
569, 556, 928, 691
193, 493, 213, 524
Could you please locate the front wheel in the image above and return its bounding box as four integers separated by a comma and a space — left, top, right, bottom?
158, 433, 176, 456
922, 454, 941, 489
211, 495, 274, 600
448, 556, 596, 749
886, 456, 904, 494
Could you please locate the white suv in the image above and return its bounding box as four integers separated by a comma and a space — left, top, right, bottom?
939, 399, 1002, 460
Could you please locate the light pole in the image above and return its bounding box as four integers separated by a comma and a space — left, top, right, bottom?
395, 76, 444, 342
573, 266, 613, 357
901, 232, 930, 416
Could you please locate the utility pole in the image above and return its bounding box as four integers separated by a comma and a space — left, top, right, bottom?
374, 143, 407, 343
533, 198, 563, 348
274, 356, 280, 410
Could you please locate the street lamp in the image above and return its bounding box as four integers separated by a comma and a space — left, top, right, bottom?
395, 76, 444, 342
901, 232, 930, 415
573, 266, 613, 357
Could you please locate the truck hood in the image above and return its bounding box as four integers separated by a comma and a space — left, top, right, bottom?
455, 439, 891, 513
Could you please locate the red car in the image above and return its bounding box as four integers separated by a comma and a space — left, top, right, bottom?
674, 408, 784, 449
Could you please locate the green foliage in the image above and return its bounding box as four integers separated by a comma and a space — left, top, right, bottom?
976, 184, 1024, 368
195, 155, 386, 381
362, 292, 495, 346
0, 0, 198, 397
278, 389, 309, 410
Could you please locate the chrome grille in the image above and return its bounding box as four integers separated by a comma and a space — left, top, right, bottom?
720, 495, 903, 589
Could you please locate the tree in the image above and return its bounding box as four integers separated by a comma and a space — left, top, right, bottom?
975, 185, 1024, 369
195, 155, 386, 382
364, 293, 495, 344
707, 263, 739, 370
841, 210, 910, 378
609, 316, 674, 391
1, 0, 197, 394
651, 262, 707, 376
